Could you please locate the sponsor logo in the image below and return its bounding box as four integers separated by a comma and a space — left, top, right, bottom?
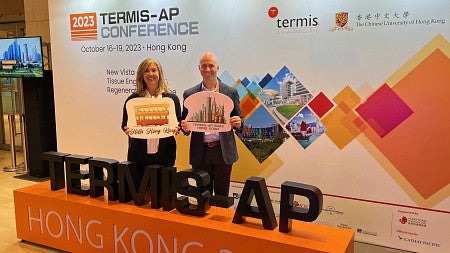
314, 220, 333, 227
323, 206, 344, 215
70, 7, 199, 41
357, 228, 378, 236
329, 12, 353, 31
293, 201, 309, 209
398, 235, 441, 248
268, 6, 278, 19
267, 6, 319, 34
399, 216, 427, 228
399, 216, 407, 224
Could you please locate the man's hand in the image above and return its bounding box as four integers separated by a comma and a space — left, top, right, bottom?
230, 116, 242, 129
180, 120, 190, 133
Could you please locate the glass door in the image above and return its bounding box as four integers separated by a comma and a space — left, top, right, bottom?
1, 77, 25, 172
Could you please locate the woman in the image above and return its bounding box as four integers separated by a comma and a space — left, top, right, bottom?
121, 58, 181, 174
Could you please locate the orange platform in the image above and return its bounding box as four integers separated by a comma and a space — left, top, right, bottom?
14, 181, 354, 253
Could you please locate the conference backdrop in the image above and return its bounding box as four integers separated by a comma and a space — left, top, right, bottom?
48, 0, 449, 252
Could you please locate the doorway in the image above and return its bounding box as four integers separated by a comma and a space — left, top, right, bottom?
0, 77, 26, 171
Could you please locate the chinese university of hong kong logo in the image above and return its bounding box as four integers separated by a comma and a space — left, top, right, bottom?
336, 12, 348, 27
330, 12, 353, 31
70, 12, 98, 41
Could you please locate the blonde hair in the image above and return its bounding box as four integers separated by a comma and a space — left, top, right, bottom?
135, 58, 171, 97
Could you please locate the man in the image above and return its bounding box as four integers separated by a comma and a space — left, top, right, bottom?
180, 52, 243, 199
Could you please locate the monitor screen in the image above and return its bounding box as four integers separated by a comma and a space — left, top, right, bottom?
0, 36, 44, 78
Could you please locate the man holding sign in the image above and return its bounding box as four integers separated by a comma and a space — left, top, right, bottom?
181, 52, 243, 198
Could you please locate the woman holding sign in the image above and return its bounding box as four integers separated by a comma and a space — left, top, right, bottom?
121, 58, 181, 174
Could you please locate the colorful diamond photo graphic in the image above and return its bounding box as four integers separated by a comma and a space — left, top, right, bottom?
286, 106, 326, 149
240, 105, 289, 163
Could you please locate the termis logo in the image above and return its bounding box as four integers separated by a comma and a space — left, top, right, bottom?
69, 7, 199, 41
267, 6, 319, 34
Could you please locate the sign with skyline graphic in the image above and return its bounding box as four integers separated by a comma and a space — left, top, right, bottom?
183, 91, 233, 132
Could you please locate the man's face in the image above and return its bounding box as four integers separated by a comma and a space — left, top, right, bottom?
199, 55, 219, 82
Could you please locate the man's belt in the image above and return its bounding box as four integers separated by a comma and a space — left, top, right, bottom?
204, 140, 220, 148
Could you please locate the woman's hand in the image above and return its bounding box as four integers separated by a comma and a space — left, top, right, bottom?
174, 125, 181, 135
123, 126, 131, 135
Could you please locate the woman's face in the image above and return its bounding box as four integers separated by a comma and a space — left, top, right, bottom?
143, 62, 160, 90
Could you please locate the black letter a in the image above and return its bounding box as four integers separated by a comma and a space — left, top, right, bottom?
232, 177, 277, 230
